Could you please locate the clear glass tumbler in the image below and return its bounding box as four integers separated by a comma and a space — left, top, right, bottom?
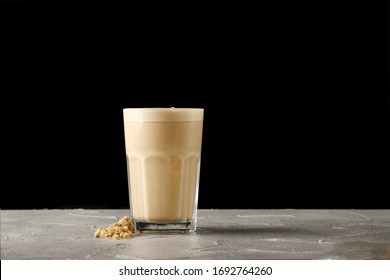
123, 108, 204, 233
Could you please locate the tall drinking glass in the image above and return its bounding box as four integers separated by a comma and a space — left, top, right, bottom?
123, 108, 204, 233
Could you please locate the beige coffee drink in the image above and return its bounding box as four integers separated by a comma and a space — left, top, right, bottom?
123, 108, 204, 233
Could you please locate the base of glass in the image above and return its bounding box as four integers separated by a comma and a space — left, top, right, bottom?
134, 220, 196, 234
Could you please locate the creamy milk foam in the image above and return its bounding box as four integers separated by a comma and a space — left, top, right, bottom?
123, 108, 204, 232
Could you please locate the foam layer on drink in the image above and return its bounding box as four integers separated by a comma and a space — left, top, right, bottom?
123, 108, 204, 122
123, 108, 203, 222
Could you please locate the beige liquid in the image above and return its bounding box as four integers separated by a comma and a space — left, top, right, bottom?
123, 109, 203, 223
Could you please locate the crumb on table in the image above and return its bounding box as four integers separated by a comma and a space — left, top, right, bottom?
94, 216, 137, 239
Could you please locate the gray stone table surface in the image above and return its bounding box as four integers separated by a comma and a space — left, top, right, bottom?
1, 209, 390, 260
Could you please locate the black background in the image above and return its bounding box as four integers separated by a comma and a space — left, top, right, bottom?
1, 1, 389, 209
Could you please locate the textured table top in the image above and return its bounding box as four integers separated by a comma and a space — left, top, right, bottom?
1, 209, 390, 260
